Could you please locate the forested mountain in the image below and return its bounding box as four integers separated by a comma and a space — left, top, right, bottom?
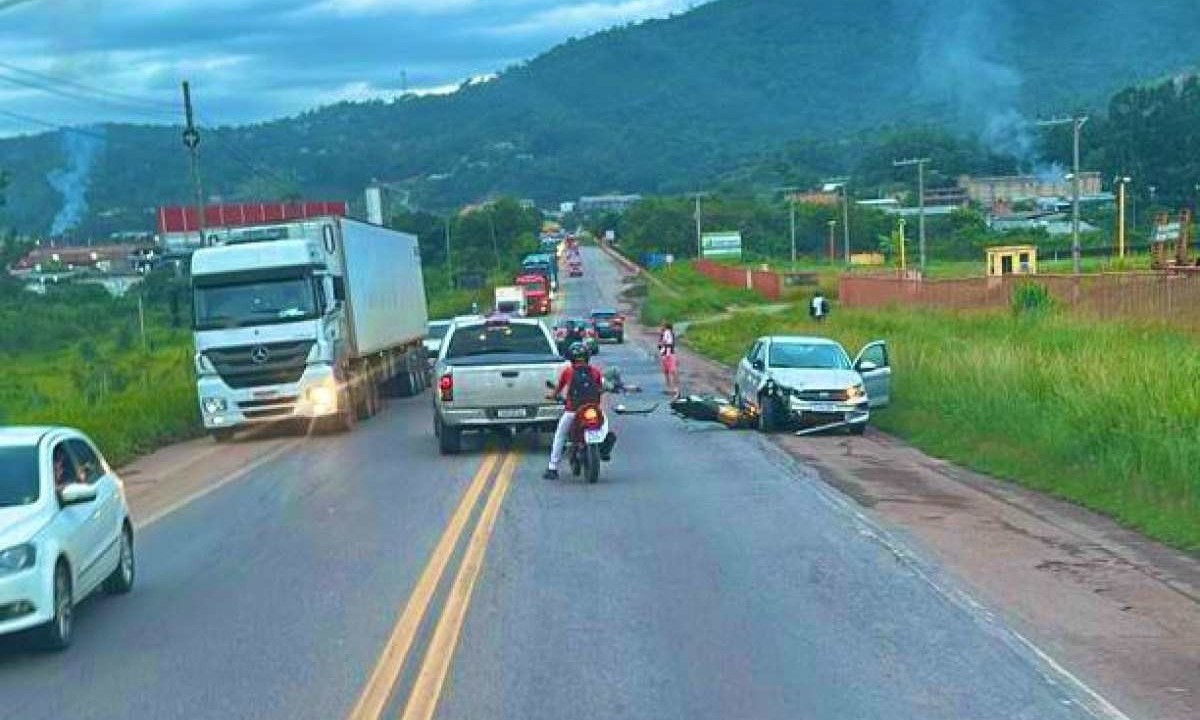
3, 0, 1200, 236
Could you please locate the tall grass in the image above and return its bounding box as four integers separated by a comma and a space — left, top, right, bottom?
0, 332, 199, 467
640, 263, 765, 326
686, 306, 1200, 552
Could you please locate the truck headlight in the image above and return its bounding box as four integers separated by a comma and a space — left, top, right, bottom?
846, 384, 866, 401
202, 397, 228, 414
194, 352, 217, 375
305, 383, 337, 414
0, 544, 36, 575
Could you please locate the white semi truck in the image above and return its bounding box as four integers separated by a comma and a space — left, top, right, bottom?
190, 217, 429, 440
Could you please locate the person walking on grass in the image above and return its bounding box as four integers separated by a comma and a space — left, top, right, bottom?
658, 321, 679, 397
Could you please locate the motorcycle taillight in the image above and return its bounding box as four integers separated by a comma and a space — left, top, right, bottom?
580, 406, 603, 429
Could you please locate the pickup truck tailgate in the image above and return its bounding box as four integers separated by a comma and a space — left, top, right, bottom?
446, 361, 566, 408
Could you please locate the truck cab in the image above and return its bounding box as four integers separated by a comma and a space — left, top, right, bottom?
494, 286, 527, 317
516, 273, 551, 316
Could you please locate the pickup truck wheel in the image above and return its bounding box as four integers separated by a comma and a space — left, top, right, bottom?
848, 422, 867, 436
436, 416, 461, 454
210, 428, 235, 443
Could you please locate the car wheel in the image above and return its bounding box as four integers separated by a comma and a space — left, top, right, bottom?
39, 562, 73, 651
436, 416, 462, 455
104, 524, 136, 595
758, 393, 781, 433
617, 334, 624, 344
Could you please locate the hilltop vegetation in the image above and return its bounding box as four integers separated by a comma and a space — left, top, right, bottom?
3, 0, 1200, 235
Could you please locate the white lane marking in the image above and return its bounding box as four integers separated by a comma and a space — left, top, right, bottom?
134, 439, 302, 530
756, 442, 1133, 720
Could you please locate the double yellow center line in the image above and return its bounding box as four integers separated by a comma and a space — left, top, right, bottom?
348, 451, 519, 720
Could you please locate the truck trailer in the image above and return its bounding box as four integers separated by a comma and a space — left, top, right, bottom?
190, 217, 429, 439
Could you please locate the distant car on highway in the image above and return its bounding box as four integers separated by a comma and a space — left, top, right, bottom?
732, 336, 891, 434
0, 427, 135, 650
432, 315, 569, 454
588, 309, 625, 344
424, 320, 452, 359
567, 258, 583, 277
552, 318, 599, 357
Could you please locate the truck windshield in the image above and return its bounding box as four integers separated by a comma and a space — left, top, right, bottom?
194, 277, 319, 330
523, 282, 545, 293
446, 324, 553, 358
0, 446, 40, 508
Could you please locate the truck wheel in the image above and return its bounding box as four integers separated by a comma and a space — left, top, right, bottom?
848, 422, 867, 436
334, 389, 358, 433
436, 417, 461, 455
358, 379, 381, 420
393, 371, 415, 398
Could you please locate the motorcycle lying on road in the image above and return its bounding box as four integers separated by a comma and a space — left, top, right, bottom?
546, 380, 616, 484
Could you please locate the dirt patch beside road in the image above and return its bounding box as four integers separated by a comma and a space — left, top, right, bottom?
601, 258, 1200, 720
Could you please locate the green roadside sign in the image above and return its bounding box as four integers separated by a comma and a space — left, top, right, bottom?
701, 232, 743, 259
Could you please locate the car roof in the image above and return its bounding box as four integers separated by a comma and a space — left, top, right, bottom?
0, 426, 63, 447
429, 319, 453, 326
765, 336, 842, 346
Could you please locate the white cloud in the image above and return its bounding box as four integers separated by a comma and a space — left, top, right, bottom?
489, 0, 692, 36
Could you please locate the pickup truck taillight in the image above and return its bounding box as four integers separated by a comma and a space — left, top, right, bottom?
438, 373, 454, 402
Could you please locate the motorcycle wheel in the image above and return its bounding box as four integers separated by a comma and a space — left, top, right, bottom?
584, 445, 601, 484
569, 447, 582, 477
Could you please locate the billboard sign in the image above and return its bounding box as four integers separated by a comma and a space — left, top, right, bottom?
701, 232, 743, 259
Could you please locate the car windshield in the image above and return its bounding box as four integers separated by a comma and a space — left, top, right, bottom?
522, 282, 544, 292
0, 446, 40, 507
445, 323, 553, 358
592, 311, 617, 320
769, 343, 850, 370
194, 277, 319, 330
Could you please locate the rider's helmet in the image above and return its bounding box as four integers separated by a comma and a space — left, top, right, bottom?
566, 341, 590, 364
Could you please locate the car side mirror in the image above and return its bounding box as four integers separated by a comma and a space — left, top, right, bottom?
752, 359, 765, 371
59, 483, 98, 506
857, 360, 878, 373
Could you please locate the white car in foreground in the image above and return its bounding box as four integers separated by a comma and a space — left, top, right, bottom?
733, 336, 891, 434
0, 427, 135, 650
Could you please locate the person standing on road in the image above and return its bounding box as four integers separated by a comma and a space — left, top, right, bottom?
809, 292, 830, 322
544, 342, 610, 480
658, 321, 679, 396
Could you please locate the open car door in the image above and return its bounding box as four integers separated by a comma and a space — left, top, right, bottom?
853, 341, 891, 408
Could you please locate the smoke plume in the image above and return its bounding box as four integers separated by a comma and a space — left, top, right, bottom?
917, 0, 1037, 166
46, 127, 104, 237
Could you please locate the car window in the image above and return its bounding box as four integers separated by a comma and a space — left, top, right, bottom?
0, 446, 40, 507
769, 343, 851, 370
860, 343, 889, 368
66, 439, 105, 484
445, 323, 553, 358
748, 341, 763, 364
50, 441, 81, 490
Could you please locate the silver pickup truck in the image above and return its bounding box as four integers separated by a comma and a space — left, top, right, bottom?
431, 315, 568, 454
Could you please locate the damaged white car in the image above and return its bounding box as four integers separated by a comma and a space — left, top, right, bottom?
732, 336, 891, 435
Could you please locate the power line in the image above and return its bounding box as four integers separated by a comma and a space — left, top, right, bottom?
0, 60, 177, 112
0, 69, 177, 119
0, 108, 106, 140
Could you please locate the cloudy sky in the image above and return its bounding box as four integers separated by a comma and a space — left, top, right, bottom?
0, 0, 700, 136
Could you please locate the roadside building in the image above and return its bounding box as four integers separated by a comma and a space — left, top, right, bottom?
577, 194, 642, 214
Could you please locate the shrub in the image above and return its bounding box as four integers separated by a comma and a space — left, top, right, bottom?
1010, 281, 1055, 317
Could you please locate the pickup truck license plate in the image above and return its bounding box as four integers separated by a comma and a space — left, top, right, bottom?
808, 402, 842, 413
496, 408, 528, 419
585, 429, 607, 444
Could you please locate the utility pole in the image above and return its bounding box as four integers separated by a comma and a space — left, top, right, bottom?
841, 185, 851, 266
1115, 177, 1131, 260
790, 198, 797, 266
1038, 115, 1089, 273
444, 214, 453, 290
897, 218, 908, 273
690, 192, 711, 258
894, 158, 931, 271
181, 81, 205, 247
488, 209, 499, 268
827, 220, 837, 263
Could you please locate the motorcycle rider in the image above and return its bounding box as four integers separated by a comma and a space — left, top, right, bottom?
543, 341, 615, 480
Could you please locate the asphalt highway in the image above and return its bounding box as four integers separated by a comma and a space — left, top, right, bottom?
0, 246, 1110, 720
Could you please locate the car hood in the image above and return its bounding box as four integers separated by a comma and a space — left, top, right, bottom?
0, 505, 50, 548
765, 368, 861, 391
